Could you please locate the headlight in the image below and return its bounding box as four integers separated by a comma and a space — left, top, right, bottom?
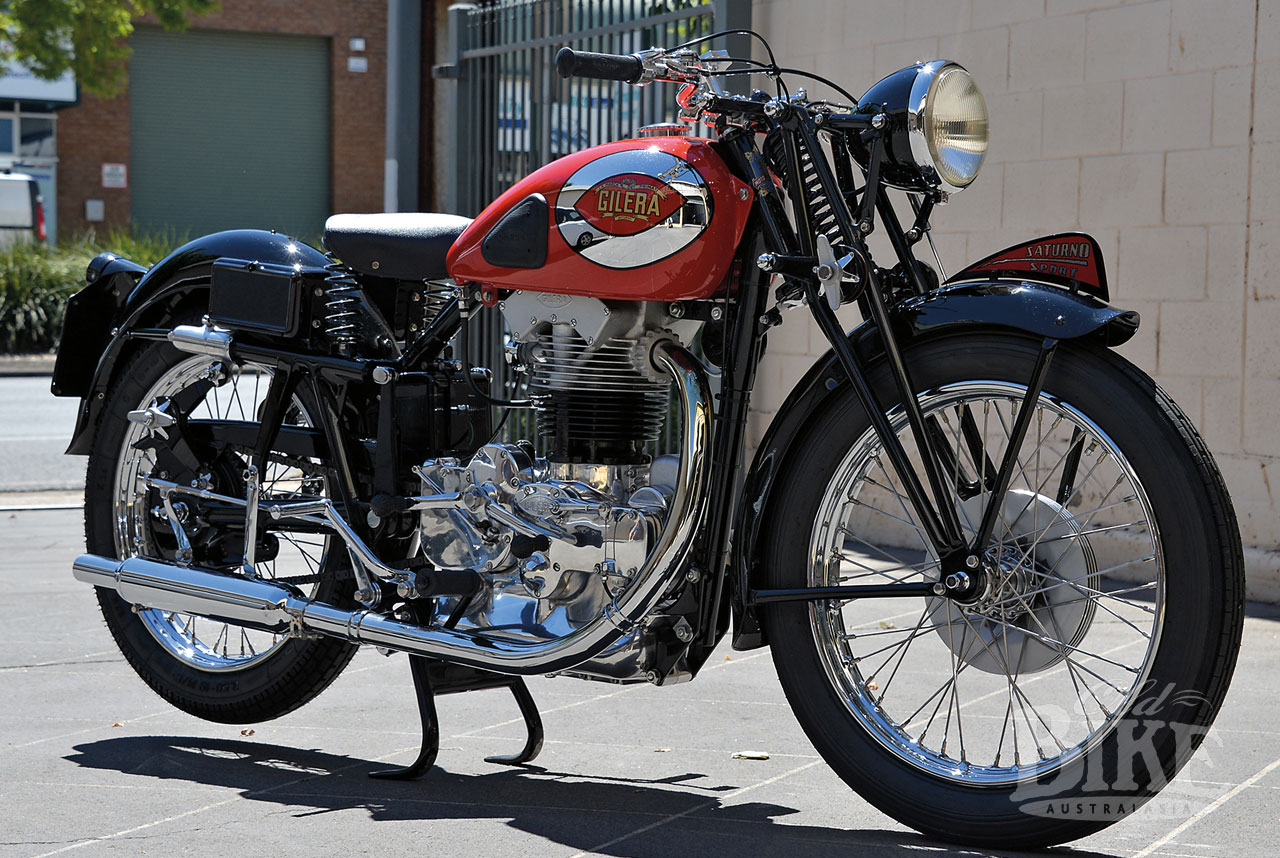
912, 62, 988, 189
853, 60, 989, 194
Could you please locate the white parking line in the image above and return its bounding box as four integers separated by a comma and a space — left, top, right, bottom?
1132, 755, 1280, 858
29, 798, 242, 858
568, 759, 823, 858
10, 606, 961, 854
26, 748, 406, 858
2, 710, 170, 753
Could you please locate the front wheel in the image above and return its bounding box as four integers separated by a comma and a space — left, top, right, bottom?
761, 333, 1243, 848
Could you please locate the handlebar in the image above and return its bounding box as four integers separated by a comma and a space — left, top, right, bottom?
553, 45, 845, 127
555, 47, 644, 83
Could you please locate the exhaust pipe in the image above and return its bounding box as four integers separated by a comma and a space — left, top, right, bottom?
74, 554, 296, 633
73, 341, 711, 676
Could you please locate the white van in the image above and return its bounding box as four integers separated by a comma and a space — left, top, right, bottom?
0, 171, 46, 249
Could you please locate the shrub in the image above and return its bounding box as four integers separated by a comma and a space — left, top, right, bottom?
0, 229, 184, 354
0, 243, 83, 353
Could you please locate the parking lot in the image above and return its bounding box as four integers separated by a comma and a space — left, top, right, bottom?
2, 492, 1279, 858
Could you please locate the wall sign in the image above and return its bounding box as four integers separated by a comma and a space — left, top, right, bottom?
102, 163, 127, 189
0, 58, 77, 103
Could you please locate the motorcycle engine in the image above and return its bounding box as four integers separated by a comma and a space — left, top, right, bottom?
414, 295, 700, 683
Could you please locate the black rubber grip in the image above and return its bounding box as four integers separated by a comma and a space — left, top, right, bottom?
555, 47, 643, 83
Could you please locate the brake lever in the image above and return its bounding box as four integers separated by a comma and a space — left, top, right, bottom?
633, 46, 710, 87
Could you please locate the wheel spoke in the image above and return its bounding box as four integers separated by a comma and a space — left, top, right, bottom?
871, 458, 935, 556
811, 379, 1169, 786
113, 357, 333, 673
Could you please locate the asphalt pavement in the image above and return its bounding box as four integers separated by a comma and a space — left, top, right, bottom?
0, 375, 84, 492
3, 501, 1279, 858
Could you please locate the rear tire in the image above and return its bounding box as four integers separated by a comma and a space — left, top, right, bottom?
86, 337, 359, 724
762, 333, 1243, 848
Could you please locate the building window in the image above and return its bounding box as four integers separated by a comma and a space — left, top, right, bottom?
18, 115, 53, 157
0, 116, 13, 154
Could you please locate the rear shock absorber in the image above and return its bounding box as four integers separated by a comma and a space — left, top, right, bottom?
322, 259, 359, 354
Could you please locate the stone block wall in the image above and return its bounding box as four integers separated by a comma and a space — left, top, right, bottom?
750, 0, 1280, 597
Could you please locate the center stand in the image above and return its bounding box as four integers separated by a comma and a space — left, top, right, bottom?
369, 655, 545, 780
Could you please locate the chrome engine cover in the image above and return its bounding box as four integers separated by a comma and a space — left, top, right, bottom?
416, 444, 685, 682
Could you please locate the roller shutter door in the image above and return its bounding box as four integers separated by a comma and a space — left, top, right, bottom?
130, 28, 331, 240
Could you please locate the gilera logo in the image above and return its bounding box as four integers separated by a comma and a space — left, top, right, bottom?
575, 173, 685, 237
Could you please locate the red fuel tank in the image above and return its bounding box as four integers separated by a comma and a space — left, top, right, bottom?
446, 137, 754, 301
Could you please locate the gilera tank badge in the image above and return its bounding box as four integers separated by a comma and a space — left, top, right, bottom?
555, 148, 714, 270
575, 173, 685, 236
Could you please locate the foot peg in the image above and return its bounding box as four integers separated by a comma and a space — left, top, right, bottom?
369, 655, 544, 780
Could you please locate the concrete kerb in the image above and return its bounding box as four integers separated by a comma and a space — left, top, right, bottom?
0, 353, 56, 376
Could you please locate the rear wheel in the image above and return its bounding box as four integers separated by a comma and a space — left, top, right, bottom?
86, 338, 358, 723
762, 333, 1243, 848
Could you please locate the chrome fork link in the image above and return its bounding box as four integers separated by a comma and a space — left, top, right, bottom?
242, 464, 259, 577
323, 259, 360, 355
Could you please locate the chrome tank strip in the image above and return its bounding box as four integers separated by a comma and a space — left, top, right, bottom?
71, 340, 712, 676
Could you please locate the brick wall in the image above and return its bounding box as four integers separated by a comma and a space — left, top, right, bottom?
56, 0, 388, 237
750, 0, 1280, 597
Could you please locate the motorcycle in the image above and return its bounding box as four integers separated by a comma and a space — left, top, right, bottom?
52, 34, 1244, 848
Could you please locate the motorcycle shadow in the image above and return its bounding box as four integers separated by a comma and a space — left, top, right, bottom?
66, 735, 1122, 858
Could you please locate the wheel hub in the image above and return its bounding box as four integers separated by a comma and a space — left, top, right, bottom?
974, 546, 1036, 623
928, 489, 1099, 675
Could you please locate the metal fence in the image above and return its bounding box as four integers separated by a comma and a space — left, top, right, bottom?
436, 0, 750, 452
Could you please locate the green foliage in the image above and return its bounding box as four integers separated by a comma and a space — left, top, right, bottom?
0, 241, 81, 353
0, 0, 220, 98
67, 226, 181, 267
0, 228, 182, 353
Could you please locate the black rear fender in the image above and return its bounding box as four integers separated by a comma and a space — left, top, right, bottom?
53, 230, 331, 455
730, 279, 1139, 650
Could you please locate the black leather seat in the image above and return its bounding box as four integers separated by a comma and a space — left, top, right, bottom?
323, 213, 473, 280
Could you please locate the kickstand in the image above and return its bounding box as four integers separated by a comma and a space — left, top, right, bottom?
369, 654, 439, 780
368, 655, 545, 780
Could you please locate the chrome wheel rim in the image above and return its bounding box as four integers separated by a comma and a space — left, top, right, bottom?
810, 382, 1165, 786
111, 357, 331, 672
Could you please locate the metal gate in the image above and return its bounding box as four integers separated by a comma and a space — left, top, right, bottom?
435, 0, 750, 451
437, 0, 750, 217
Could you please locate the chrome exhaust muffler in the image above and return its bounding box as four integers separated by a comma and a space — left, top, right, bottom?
73, 341, 711, 676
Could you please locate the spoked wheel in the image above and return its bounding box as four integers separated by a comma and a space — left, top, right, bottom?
762, 333, 1243, 848
86, 337, 358, 723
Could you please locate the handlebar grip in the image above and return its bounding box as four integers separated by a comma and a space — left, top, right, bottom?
555, 47, 643, 83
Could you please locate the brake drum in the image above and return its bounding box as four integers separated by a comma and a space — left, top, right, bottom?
928, 489, 1099, 675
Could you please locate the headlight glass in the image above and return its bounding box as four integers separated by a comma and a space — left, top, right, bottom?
923, 65, 988, 188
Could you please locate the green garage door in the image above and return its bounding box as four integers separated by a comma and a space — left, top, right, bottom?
130, 28, 331, 240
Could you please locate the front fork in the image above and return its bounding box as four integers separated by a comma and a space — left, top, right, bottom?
801, 267, 1062, 601
736, 117, 1067, 606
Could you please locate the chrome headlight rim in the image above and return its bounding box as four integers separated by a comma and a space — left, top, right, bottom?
906, 60, 986, 194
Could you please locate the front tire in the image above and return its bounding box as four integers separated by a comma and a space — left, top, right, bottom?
761, 333, 1243, 848
86, 338, 359, 724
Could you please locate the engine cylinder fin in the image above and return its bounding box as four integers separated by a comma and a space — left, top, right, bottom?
529, 330, 670, 464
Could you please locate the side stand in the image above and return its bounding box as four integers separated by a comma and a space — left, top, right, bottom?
369, 655, 545, 780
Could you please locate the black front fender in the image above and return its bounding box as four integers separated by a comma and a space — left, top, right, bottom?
55, 230, 330, 455
729, 280, 1139, 650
